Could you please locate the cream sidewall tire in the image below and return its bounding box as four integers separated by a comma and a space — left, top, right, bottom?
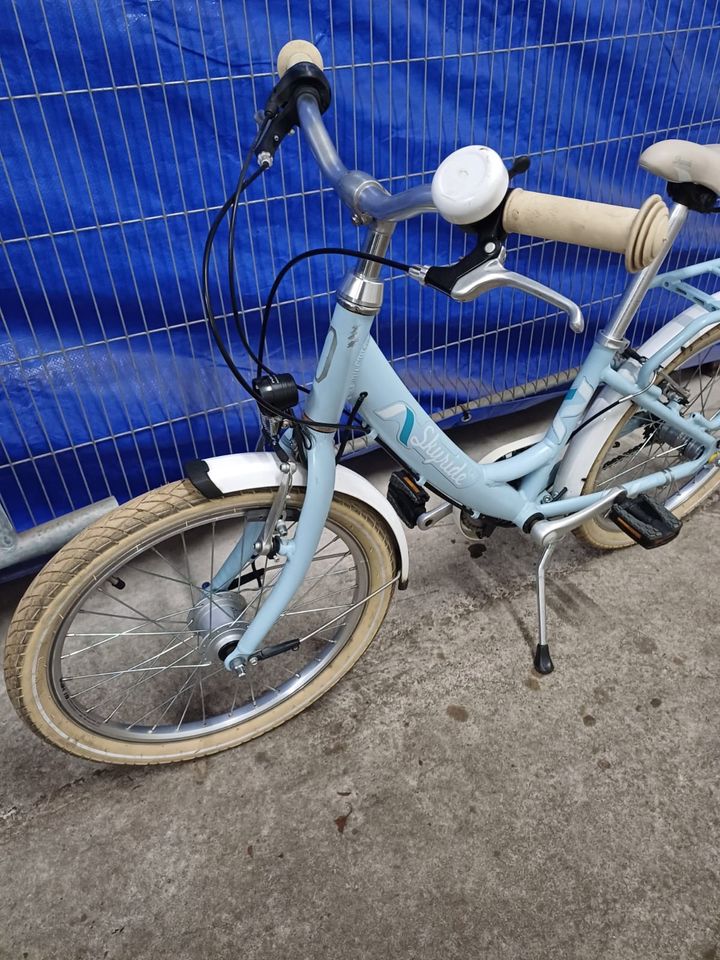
575, 327, 720, 550
4, 482, 397, 765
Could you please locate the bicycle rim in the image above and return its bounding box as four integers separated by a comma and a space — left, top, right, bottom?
46, 504, 369, 744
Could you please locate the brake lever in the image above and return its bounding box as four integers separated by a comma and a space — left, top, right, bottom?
445, 255, 585, 334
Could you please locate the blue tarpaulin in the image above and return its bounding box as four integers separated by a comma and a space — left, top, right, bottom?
2, 1, 720, 531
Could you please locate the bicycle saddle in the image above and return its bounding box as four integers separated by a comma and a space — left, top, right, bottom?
640, 139, 720, 193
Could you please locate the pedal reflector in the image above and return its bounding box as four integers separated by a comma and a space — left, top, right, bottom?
387, 470, 429, 529
608, 494, 682, 549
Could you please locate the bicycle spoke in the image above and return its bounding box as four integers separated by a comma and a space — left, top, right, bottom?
228, 678, 241, 717
77, 609, 188, 624
69, 639, 198, 701
126, 565, 198, 589
176, 683, 199, 731
100, 650, 216, 724
281, 602, 355, 616
67, 630, 188, 638
287, 551, 353, 610
150, 545, 200, 589
66, 663, 211, 681
83, 646, 202, 719
247, 670, 257, 708
135, 665, 227, 731
600, 442, 685, 486
180, 532, 196, 606
63, 602, 196, 658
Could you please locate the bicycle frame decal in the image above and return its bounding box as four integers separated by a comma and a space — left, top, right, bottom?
375, 402, 473, 486
306, 297, 720, 526
375, 403, 415, 445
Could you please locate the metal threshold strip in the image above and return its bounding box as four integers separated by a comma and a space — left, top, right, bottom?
0, 498, 118, 574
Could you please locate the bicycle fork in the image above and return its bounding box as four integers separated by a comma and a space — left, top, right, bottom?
219, 432, 338, 672
218, 302, 376, 673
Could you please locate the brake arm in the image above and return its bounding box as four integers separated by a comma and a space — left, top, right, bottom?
253, 460, 296, 556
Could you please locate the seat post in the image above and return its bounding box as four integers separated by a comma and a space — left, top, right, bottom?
597, 202, 688, 350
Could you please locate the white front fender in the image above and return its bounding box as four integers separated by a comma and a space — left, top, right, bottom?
186, 452, 410, 588
555, 298, 720, 497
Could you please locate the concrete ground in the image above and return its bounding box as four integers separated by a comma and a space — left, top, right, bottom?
1, 404, 718, 960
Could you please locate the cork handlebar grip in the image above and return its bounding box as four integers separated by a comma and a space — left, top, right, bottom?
277, 40, 324, 77
502, 190, 669, 272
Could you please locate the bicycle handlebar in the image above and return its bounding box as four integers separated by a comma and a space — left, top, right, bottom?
274, 41, 435, 222
276, 41, 671, 270
296, 94, 436, 222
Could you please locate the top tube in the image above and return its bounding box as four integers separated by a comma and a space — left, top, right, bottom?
297, 94, 436, 223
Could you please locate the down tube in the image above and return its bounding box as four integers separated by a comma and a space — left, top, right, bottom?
355, 337, 536, 527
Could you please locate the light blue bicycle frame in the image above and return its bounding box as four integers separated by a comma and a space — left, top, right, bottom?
222, 246, 720, 666
309, 301, 720, 528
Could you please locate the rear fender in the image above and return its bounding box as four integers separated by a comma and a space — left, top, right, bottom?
555, 299, 720, 498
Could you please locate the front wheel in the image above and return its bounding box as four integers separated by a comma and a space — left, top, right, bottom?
576, 325, 720, 549
4, 481, 398, 764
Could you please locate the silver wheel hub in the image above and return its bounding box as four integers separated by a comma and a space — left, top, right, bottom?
187, 590, 249, 661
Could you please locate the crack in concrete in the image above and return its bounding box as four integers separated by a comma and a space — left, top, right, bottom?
0, 768, 140, 839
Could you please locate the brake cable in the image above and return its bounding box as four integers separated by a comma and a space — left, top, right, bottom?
202, 145, 414, 434
255, 246, 412, 379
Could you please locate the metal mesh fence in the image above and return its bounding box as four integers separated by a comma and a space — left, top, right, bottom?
2, 0, 720, 534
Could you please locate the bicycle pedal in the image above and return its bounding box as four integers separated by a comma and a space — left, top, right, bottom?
608, 493, 682, 549
387, 470, 429, 529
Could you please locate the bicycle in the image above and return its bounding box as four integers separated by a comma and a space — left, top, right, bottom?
5, 40, 720, 764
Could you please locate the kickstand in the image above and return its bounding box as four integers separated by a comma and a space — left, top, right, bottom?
526, 487, 626, 674
533, 540, 558, 674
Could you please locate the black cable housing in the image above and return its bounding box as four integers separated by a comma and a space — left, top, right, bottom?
256, 246, 412, 379
202, 142, 414, 432
567, 395, 630, 442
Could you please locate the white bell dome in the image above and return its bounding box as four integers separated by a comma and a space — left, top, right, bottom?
431, 146, 509, 225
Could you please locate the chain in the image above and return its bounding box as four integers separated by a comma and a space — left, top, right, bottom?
602, 440, 647, 471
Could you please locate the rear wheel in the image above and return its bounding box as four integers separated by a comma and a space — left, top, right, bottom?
576, 325, 720, 549
4, 481, 397, 764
